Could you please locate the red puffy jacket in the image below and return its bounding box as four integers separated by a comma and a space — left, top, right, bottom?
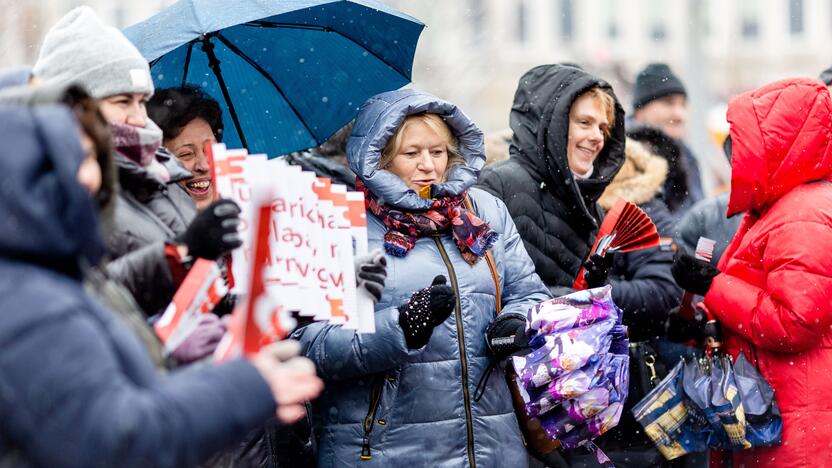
703, 78, 832, 467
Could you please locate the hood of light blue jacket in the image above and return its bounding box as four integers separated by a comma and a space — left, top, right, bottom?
347, 89, 485, 210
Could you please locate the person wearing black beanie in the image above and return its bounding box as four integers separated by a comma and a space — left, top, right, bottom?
631, 63, 704, 221
633, 64, 686, 109
632, 63, 687, 140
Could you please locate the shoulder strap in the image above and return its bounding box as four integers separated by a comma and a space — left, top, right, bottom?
463, 195, 502, 315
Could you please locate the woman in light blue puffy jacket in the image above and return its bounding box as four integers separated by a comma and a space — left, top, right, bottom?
295, 89, 550, 467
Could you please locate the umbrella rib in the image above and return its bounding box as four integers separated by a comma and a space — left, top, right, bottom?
201, 34, 249, 150
215, 32, 319, 142
244, 20, 329, 32
241, 20, 409, 82
181, 41, 194, 88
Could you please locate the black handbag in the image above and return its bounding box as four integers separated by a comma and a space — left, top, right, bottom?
627, 340, 668, 410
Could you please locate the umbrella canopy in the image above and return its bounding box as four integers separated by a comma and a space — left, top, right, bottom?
123, 0, 423, 157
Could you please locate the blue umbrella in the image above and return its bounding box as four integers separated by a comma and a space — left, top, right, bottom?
123, 0, 423, 157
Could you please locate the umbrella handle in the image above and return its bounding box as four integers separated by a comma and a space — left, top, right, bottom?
704, 319, 721, 356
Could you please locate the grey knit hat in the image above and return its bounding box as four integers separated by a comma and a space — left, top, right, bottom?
33, 6, 153, 99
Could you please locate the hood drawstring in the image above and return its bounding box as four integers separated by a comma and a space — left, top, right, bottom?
473, 359, 498, 402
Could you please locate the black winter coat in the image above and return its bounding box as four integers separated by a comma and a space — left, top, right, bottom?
595, 139, 682, 339
477, 64, 625, 292
607, 197, 679, 339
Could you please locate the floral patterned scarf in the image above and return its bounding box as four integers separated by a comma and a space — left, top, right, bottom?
357, 179, 498, 265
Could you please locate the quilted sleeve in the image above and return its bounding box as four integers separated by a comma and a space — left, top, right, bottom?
704, 221, 832, 353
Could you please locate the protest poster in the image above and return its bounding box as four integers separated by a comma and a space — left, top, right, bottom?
214, 159, 297, 361
209, 143, 270, 294
208, 142, 376, 351
154, 259, 226, 354
312, 178, 353, 327
346, 190, 376, 334
268, 162, 320, 317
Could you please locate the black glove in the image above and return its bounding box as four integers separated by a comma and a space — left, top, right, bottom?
179, 199, 243, 260
664, 306, 707, 343
583, 253, 615, 288
398, 275, 455, 349
671, 252, 720, 296
355, 249, 387, 304
485, 314, 529, 361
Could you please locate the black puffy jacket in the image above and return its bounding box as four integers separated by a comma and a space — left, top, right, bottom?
477, 64, 625, 292
597, 139, 682, 339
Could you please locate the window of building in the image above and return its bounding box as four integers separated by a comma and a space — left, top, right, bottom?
113, 5, 128, 28
608, 23, 619, 39
741, 17, 760, 38
740, 0, 760, 38
560, 0, 574, 42
790, 0, 805, 35
649, 0, 668, 42
516, 0, 528, 43
467, 0, 484, 38
606, 0, 619, 39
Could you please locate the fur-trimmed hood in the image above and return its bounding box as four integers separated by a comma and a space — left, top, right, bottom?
598, 139, 668, 210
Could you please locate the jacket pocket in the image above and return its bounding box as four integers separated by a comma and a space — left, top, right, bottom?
360, 374, 385, 460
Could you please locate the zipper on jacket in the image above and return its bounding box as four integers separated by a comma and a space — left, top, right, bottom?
360, 374, 385, 460
433, 237, 477, 468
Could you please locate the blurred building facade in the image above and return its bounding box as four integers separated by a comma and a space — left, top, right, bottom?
386, 0, 832, 130
3, 0, 831, 191
0, 0, 173, 69
385, 0, 832, 191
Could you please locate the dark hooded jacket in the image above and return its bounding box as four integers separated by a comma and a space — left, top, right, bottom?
105, 148, 197, 315
0, 83, 169, 370
477, 64, 626, 292
0, 103, 275, 468
626, 123, 704, 223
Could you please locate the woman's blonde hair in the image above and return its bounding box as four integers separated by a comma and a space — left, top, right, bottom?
579, 87, 616, 138
380, 113, 465, 180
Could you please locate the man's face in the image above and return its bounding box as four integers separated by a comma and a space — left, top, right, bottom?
634, 94, 687, 140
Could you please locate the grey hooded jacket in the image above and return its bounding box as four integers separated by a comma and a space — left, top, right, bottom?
294, 89, 550, 467
106, 148, 197, 316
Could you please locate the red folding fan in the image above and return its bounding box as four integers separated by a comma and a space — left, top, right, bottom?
572, 199, 661, 290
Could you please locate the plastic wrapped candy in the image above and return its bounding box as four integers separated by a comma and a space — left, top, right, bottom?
530, 337, 628, 430
513, 319, 615, 391
527, 286, 617, 335
511, 285, 629, 460
524, 337, 626, 418
565, 387, 612, 423
524, 355, 600, 418
559, 402, 625, 450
